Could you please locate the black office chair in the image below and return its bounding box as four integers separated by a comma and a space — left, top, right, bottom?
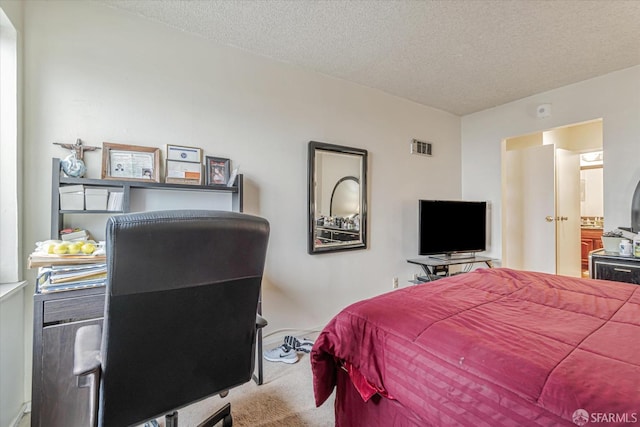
73, 210, 270, 427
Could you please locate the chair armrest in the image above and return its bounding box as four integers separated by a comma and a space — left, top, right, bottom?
73, 324, 102, 427
73, 324, 102, 376
256, 314, 268, 329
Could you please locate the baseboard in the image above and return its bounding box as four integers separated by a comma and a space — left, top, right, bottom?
9, 402, 30, 427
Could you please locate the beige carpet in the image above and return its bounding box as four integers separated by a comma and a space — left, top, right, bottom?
152, 353, 336, 427
18, 349, 334, 427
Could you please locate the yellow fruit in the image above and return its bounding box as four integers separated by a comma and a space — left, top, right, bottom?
46, 244, 56, 254
67, 243, 82, 254
53, 243, 69, 254
81, 243, 96, 254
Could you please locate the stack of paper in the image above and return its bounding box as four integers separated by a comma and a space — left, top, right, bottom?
36, 263, 107, 293
107, 191, 124, 211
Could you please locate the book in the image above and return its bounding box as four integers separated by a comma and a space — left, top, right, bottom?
37, 263, 107, 293
60, 229, 90, 241
50, 266, 107, 284
38, 278, 106, 293
49, 263, 107, 274
227, 166, 239, 187
107, 191, 124, 211
28, 254, 107, 268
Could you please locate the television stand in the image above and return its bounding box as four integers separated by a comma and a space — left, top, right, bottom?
407, 255, 493, 282
429, 253, 477, 261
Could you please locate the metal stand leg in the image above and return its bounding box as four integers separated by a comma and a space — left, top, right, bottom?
166, 411, 178, 427
252, 288, 264, 385
252, 328, 264, 385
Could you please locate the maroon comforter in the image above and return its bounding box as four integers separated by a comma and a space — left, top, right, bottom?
311, 268, 640, 426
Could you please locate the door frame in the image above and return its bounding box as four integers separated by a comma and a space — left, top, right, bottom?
501, 119, 603, 276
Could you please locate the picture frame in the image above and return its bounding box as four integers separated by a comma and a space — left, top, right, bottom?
101, 142, 160, 182
165, 159, 202, 185
205, 156, 230, 186
164, 144, 203, 185
166, 144, 203, 163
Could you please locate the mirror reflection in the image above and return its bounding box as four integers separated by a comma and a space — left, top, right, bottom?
331, 176, 359, 217
308, 141, 367, 254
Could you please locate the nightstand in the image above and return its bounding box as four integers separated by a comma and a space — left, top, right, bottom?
589, 249, 640, 285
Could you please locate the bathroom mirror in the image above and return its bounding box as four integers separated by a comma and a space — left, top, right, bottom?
308, 141, 367, 254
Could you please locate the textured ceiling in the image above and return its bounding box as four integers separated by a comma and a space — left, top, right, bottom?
98, 0, 640, 116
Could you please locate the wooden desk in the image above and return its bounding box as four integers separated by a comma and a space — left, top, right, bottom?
407, 255, 493, 282
31, 286, 264, 427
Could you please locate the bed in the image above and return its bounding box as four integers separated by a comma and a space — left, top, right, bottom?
311, 268, 640, 426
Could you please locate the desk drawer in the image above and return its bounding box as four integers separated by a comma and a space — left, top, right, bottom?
594, 259, 640, 285
43, 294, 105, 324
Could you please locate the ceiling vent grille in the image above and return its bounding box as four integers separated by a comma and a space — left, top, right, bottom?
411, 139, 432, 156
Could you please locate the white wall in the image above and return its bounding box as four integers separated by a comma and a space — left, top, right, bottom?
462, 66, 640, 260
581, 168, 604, 217
20, 0, 461, 341
0, 286, 26, 427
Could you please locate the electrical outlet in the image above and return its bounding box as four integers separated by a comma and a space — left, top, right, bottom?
392, 277, 399, 289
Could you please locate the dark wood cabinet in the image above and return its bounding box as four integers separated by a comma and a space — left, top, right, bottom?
590, 250, 640, 285
581, 228, 603, 271
32, 287, 105, 427
40, 319, 102, 426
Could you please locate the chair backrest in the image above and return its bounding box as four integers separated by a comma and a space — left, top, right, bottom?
98, 210, 269, 427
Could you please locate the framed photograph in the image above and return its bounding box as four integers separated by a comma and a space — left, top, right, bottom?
165, 159, 202, 185
101, 142, 160, 182
166, 144, 202, 163
205, 156, 230, 186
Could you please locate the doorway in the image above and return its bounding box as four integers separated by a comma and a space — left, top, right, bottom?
502, 119, 603, 277
579, 151, 604, 276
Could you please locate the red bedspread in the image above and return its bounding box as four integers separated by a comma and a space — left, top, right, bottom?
311, 268, 640, 426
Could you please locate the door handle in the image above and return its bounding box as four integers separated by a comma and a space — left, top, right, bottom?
545, 216, 555, 222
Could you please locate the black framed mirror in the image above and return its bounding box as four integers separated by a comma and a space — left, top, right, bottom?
308, 141, 367, 254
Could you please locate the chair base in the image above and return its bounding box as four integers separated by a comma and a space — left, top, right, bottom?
143, 403, 232, 427
199, 403, 232, 427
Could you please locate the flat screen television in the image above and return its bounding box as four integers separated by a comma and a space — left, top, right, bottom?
419, 200, 487, 259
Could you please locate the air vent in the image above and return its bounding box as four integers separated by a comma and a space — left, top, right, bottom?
411, 139, 432, 156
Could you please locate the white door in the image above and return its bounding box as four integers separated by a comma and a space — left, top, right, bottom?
503, 145, 581, 276
521, 145, 556, 273
555, 149, 581, 277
